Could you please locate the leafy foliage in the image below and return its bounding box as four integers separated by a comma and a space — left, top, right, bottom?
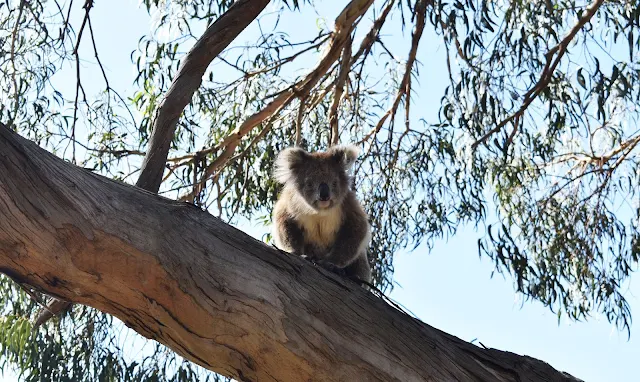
0, 0, 639, 380
0, 276, 225, 381
434, 0, 640, 332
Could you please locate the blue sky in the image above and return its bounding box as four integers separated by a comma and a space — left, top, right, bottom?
4, 1, 639, 381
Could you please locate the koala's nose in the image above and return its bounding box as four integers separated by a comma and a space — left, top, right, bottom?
318, 183, 330, 201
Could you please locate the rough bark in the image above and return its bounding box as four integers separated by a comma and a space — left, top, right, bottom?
136, 0, 271, 192
0, 124, 583, 382
31, 0, 272, 329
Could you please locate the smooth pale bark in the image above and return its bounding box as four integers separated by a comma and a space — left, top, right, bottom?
0, 125, 582, 381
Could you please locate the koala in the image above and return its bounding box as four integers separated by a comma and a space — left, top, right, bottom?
272, 145, 372, 283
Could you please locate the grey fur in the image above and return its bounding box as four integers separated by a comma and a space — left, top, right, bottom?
272, 145, 372, 283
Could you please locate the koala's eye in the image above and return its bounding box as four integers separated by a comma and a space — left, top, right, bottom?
306, 181, 313, 187
332, 181, 338, 188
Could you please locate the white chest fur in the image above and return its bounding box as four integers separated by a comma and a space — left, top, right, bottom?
297, 207, 343, 250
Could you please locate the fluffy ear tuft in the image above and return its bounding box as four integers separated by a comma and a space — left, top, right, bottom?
330, 145, 360, 172
273, 147, 308, 184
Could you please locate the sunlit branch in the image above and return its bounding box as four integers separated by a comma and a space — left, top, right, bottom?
351, 0, 396, 66
179, 91, 292, 202
359, 0, 428, 146
544, 134, 640, 170
303, 67, 339, 110
179, 0, 376, 202
471, 0, 606, 150
542, 133, 640, 206
135, 0, 271, 193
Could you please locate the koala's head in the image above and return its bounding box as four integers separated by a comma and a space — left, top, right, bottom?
274, 145, 359, 211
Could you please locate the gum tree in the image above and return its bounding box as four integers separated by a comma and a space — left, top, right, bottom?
0, 0, 638, 380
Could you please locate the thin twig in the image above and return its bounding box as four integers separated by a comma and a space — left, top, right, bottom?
471, 0, 605, 150
359, 0, 428, 145
350, 0, 395, 66
295, 97, 305, 146
179, 0, 376, 201
60, 0, 74, 43
86, 14, 137, 125
329, 31, 353, 146
71, 0, 94, 165
225, 33, 331, 79
351, 0, 396, 112
9, 0, 26, 125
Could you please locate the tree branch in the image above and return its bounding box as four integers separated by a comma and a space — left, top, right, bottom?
179, 0, 376, 202
359, 0, 428, 145
135, 0, 271, 193
0, 122, 583, 382
471, 0, 606, 150
8, 0, 26, 126
329, 32, 353, 146
350, 0, 395, 66
32, 0, 272, 326
295, 97, 305, 146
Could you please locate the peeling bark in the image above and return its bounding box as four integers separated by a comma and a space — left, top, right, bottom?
0, 124, 582, 381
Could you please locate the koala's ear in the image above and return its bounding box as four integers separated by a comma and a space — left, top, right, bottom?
273, 147, 308, 184
330, 145, 359, 172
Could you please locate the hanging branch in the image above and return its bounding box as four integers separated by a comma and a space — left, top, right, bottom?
179, 0, 376, 202
295, 97, 305, 146
359, 0, 428, 145
158, 0, 395, 182
470, 0, 606, 150
329, 31, 353, 146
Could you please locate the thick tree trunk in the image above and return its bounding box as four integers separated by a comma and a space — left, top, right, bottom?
34, 0, 273, 326
0, 124, 582, 382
